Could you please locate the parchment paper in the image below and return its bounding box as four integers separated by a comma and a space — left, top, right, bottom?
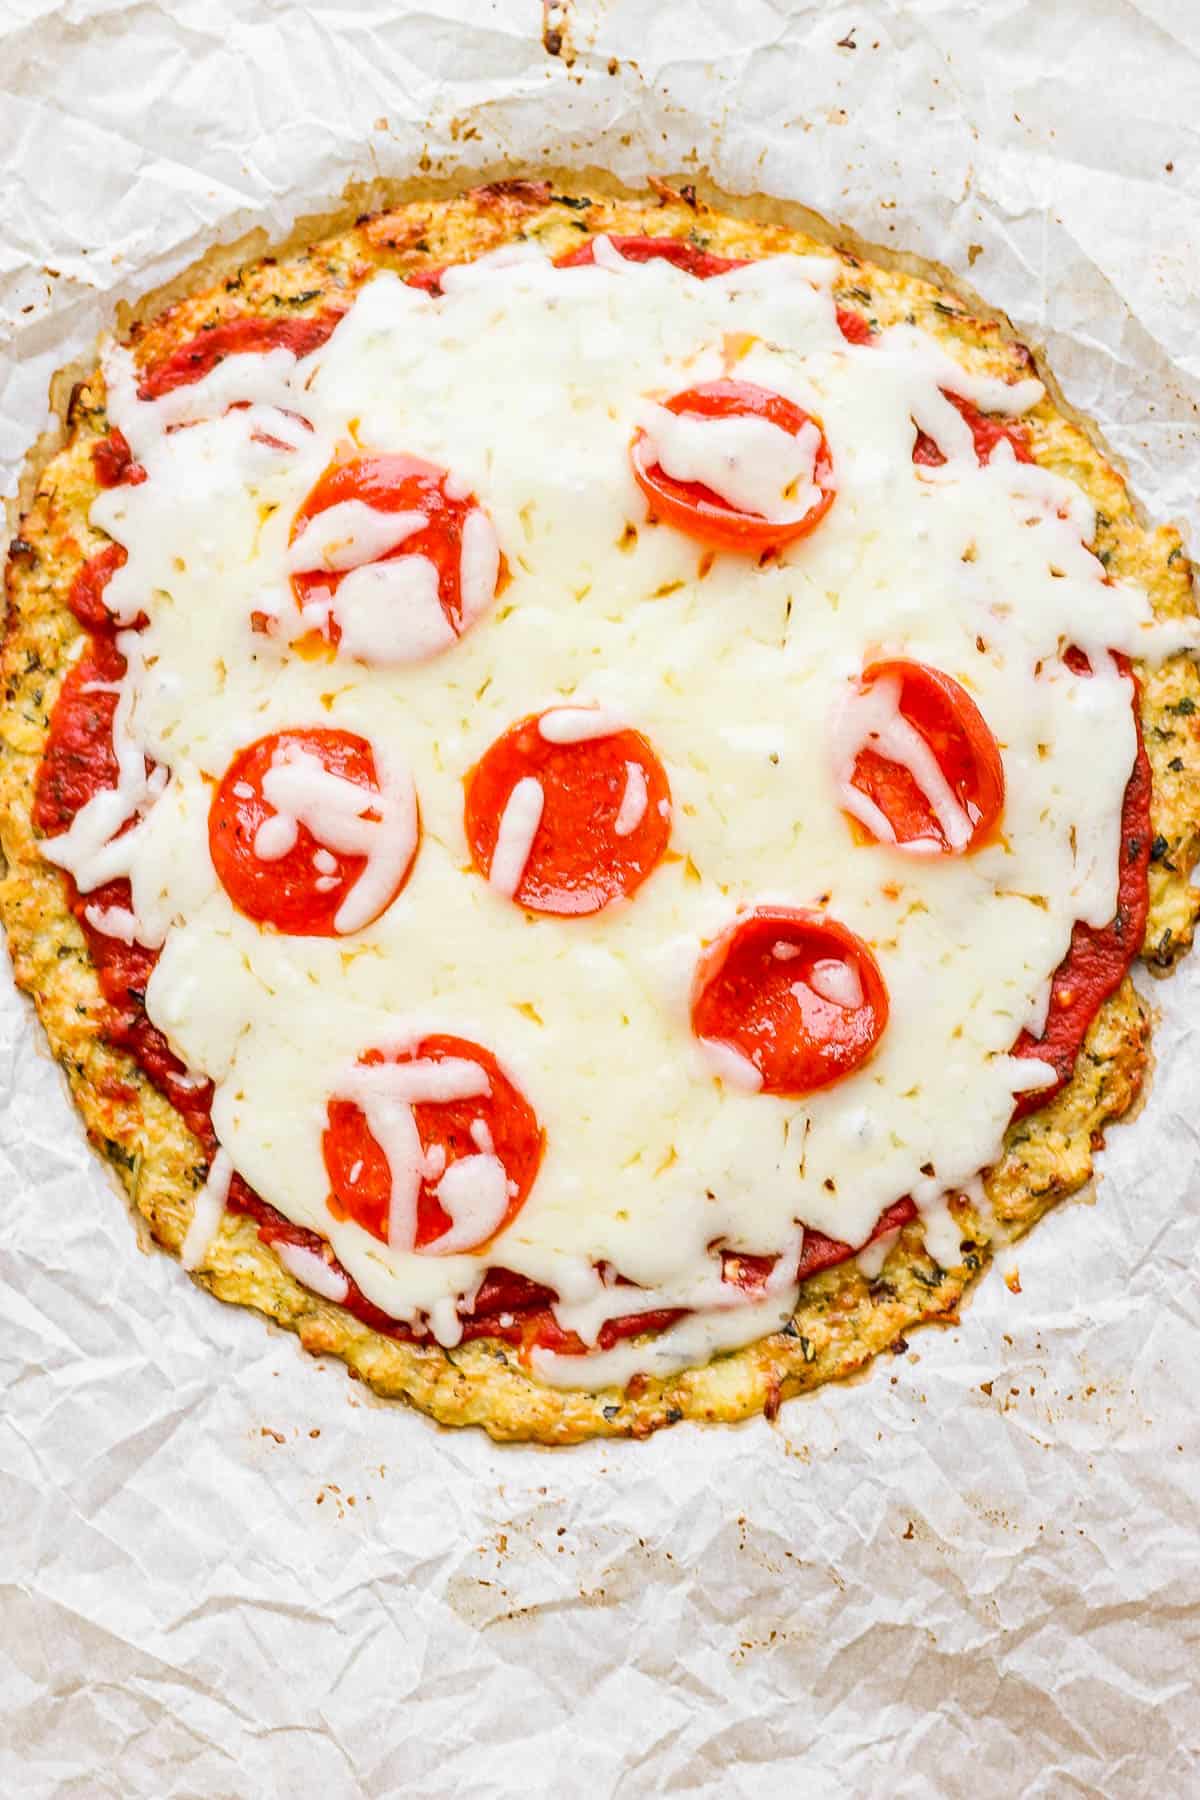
2, 3, 1198, 1794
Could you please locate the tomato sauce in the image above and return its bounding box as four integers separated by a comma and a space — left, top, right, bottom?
92, 427, 146, 489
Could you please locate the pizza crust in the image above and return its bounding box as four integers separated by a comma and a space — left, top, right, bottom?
2, 179, 1197, 1442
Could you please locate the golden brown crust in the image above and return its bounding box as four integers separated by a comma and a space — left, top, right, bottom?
3, 180, 1198, 1442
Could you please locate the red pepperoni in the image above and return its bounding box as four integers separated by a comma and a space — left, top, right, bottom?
555, 234, 749, 280
1012, 653, 1151, 1117
285, 453, 498, 656
630, 379, 836, 554
136, 310, 345, 400
464, 709, 672, 916
208, 727, 417, 937
323, 1035, 543, 1253
913, 391, 1033, 467
91, 427, 146, 489
835, 305, 875, 346
692, 906, 889, 1097
840, 658, 1006, 854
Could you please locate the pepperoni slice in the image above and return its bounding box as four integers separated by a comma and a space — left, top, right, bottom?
630, 379, 836, 554
323, 1035, 543, 1254
136, 310, 345, 401
208, 727, 418, 937
464, 708, 672, 915
913, 392, 1033, 467
692, 907, 889, 1097
283, 453, 501, 664
555, 234, 749, 280
835, 305, 875, 346
834, 659, 1005, 854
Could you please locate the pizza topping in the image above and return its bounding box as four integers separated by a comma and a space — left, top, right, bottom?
692, 908, 889, 1097
631, 379, 835, 552
180, 1147, 233, 1271
832, 659, 1005, 854
556, 233, 748, 280
286, 499, 428, 573
136, 310, 345, 401
613, 761, 648, 837
92, 427, 146, 489
37, 634, 166, 920
913, 390, 1033, 468
208, 728, 418, 936
83, 902, 140, 944
323, 1036, 542, 1255
488, 776, 545, 898
272, 1238, 351, 1304
285, 453, 501, 665
465, 710, 671, 914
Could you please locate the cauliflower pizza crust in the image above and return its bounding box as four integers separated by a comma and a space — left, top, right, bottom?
2, 177, 1199, 1443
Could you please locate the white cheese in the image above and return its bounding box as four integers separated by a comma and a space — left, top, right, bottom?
82, 903, 140, 945
425, 1153, 510, 1254
331, 1057, 490, 1253
537, 705, 626, 744
639, 406, 823, 523
285, 501, 427, 574
180, 1147, 233, 1271
807, 957, 864, 1009
252, 739, 418, 934
614, 761, 649, 837
488, 776, 544, 897
459, 508, 501, 625
331, 556, 455, 665
273, 1240, 351, 1304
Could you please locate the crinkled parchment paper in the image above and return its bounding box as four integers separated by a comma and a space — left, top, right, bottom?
2, 2, 1198, 1793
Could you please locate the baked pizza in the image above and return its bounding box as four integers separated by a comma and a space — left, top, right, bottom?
3, 179, 1198, 1442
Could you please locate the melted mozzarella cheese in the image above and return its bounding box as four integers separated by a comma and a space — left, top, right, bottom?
640, 407, 823, 521
272, 1239, 351, 1304
538, 705, 626, 744
489, 777, 544, 896
253, 741, 417, 935
332, 557, 454, 665
180, 1147, 233, 1271
614, 762, 648, 837
831, 672, 974, 851
84, 247, 1195, 1385
286, 502, 427, 574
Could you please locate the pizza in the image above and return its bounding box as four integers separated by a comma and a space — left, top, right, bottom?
2, 179, 1198, 1443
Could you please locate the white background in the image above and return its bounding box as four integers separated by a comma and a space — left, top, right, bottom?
1, 2, 1198, 1794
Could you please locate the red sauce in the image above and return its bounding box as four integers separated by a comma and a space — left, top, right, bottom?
92, 427, 146, 488
68, 544, 127, 631
135, 310, 345, 400
35, 264, 1147, 1362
